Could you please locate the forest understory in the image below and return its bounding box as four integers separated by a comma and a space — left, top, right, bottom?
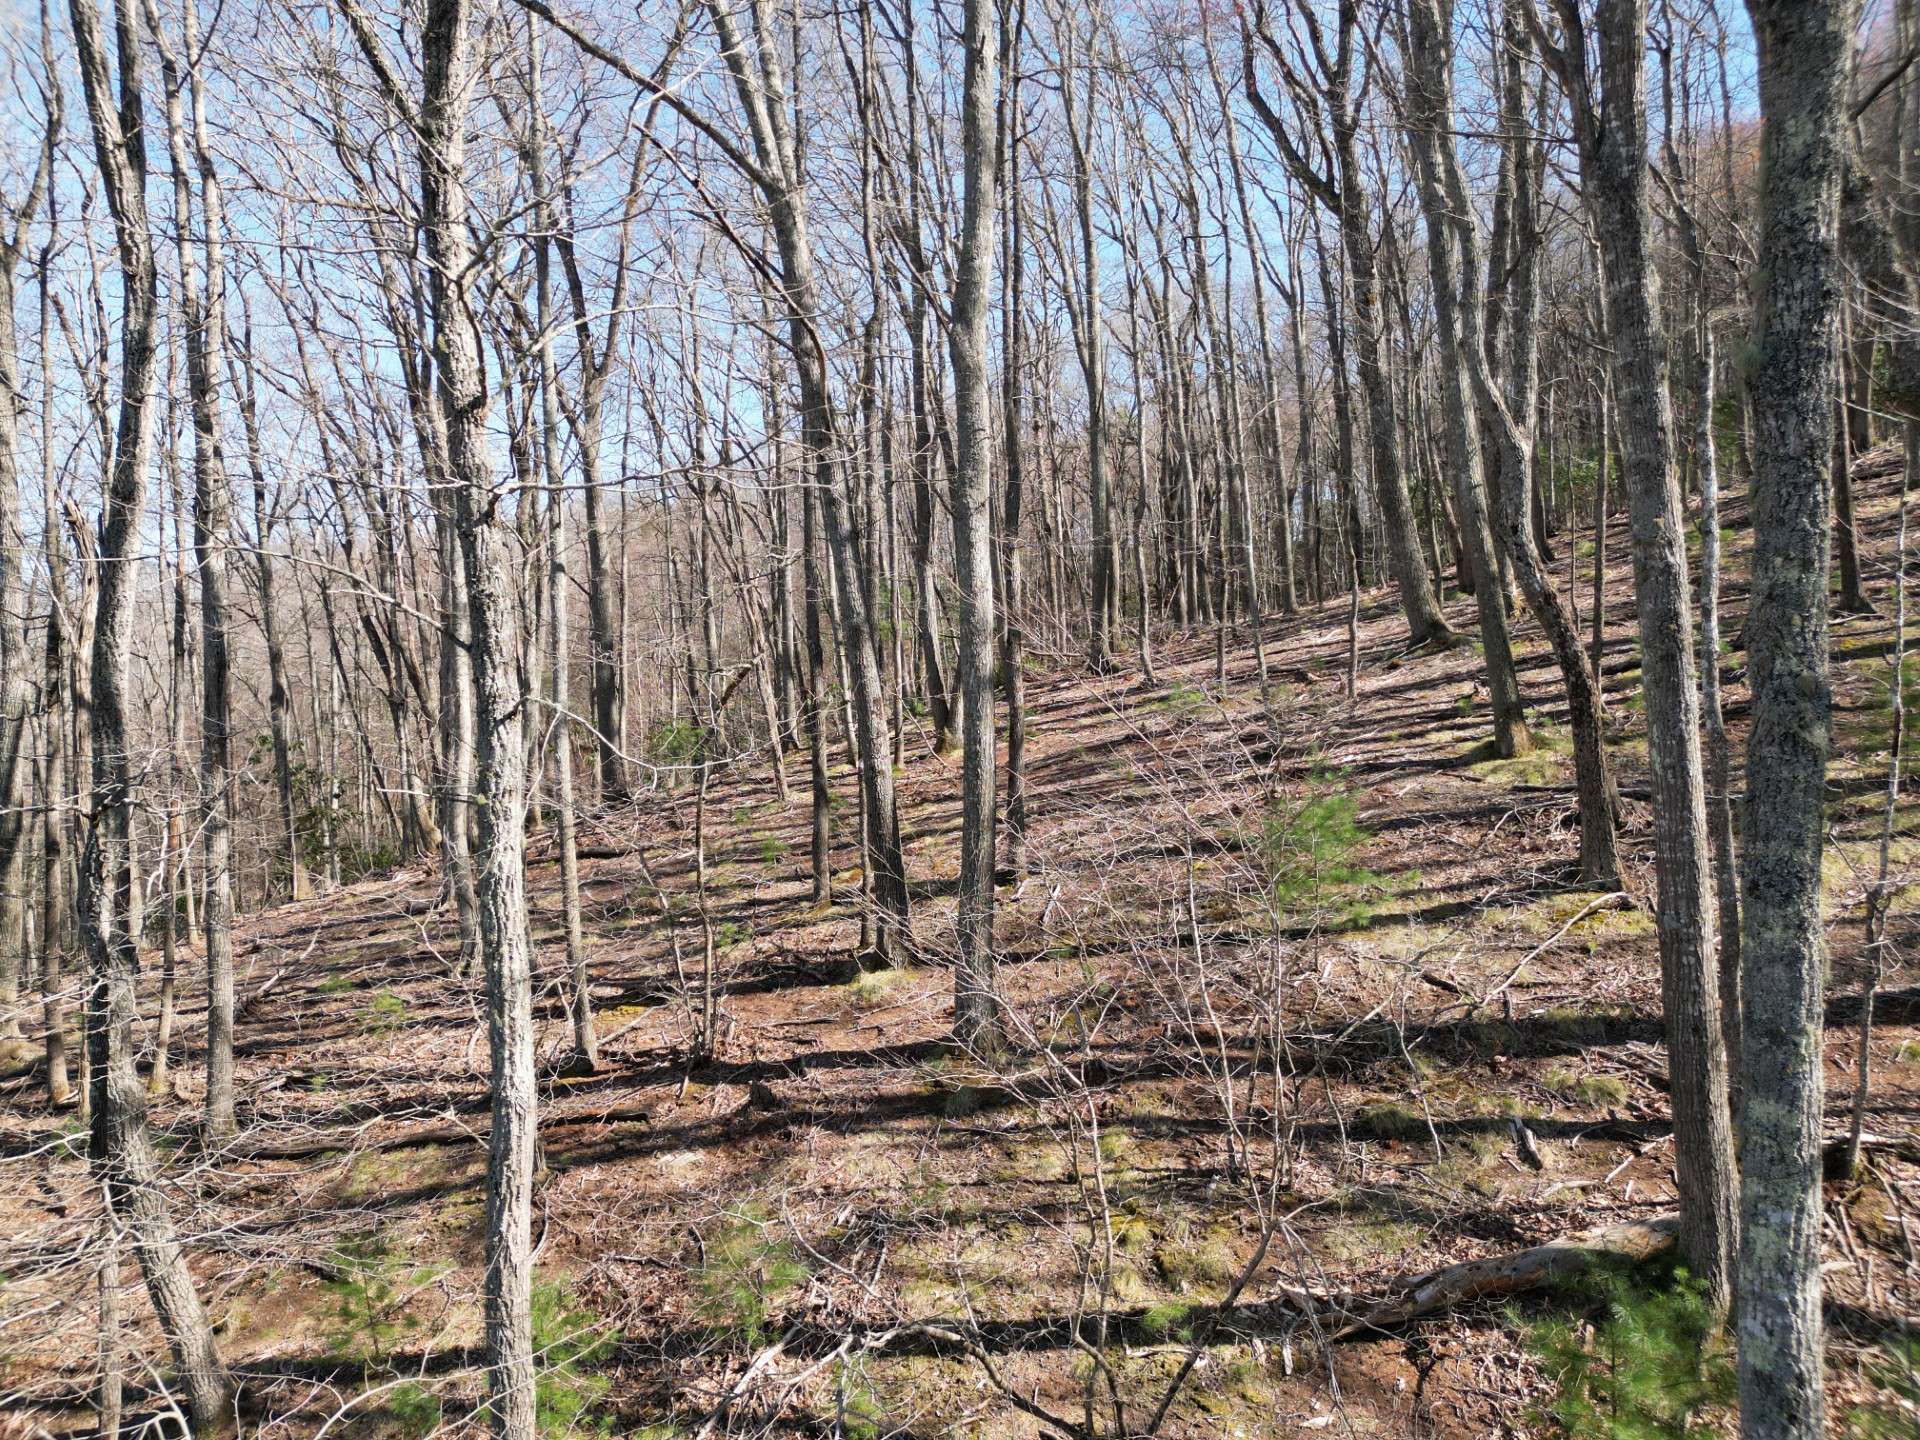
5, 447, 1917, 1440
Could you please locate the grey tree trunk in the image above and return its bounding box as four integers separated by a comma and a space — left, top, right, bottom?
1244, 2, 1451, 647
999, 50, 1030, 877
340, 0, 540, 1429
1658, 30, 1743, 1075
949, 0, 1002, 1049
706, 0, 911, 962
0, 122, 50, 1051
148, 0, 237, 1140
1409, 0, 1620, 887
528, 34, 596, 1069
67, 0, 225, 1424
231, 324, 306, 901
1738, 1, 1855, 1433
1695, 327, 1742, 1086
38, 199, 74, 1101
1398, 0, 1530, 760
1541, 0, 1738, 1301
1061, 16, 1115, 671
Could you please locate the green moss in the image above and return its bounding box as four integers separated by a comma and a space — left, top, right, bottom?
1542, 1066, 1630, 1108
1141, 1300, 1198, 1341
1154, 682, 1211, 716
1355, 1100, 1428, 1142
360, 989, 410, 1034
1110, 1211, 1154, 1253
846, 968, 916, 1008
1466, 726, 1573, 787
1320, 1215, 1422, 1266
1155, 1223, 1239, 1292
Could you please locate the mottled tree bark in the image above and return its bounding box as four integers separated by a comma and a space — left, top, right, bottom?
340, 0, 540, 1429
1738, 1, 1855, 1433
1539, 0, 1737, 1303
948, 0, 1002, 1048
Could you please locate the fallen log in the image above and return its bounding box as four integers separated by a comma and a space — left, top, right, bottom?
1324, 1214, 1679, 1339
225, 1096, 657, 1161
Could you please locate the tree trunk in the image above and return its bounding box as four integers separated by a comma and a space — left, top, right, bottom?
1738, 1, 1854, 1432
1399, 4, 1530, 759
342, 0, 541, 1428
529, 41, 597, 1069
1551, 0, 1738, 1304
1412, 0, 1621, 887
705, 0, 911, 963
68, 0, 225, 1422
999, 46, 1030, 878
948, 0, 1002, 1049
149, 0, 237, 1139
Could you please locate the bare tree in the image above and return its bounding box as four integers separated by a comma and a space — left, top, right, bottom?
1245, 0, 1453, 649
67, 0, 226, 1424
1402, 0, 1622, 887
949, 0, 1003, 1047
0, 6, 57, 1053
337, 0, 543, 1428
145, 0, 238, 1140
1738, 0, 1857, 1432
1534, 0, 1738, 1301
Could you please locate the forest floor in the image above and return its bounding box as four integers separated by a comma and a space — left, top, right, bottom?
6, 460, 1920, 1440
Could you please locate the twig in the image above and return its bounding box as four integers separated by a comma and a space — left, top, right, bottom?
1475, 892, 1634, 1014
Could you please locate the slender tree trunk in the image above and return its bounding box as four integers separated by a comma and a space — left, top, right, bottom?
1399, 5, 1530, 758
0, 45, 53, 1052
1243, 6, 1450, 647
1834, 308, 1874, 613
705, 0, 910, 962
1551, 0, 1737, 1303
1414, 0, 1621, 887
529, 40, 597, 1069
343, 0, 541, 1428
68, 0, 225, 1422
999, 38, 1030, 877
149, 0, 237, 1139
232, 329, 306, 900
1738, 1, 1855, 1432
0, 282, 30, 1048
948, 0, 1002, 1048
1062, 18, 1115, 671
1695, 327, 1742, 1087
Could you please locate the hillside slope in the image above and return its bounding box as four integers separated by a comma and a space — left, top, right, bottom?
5, 456, 1918, 1438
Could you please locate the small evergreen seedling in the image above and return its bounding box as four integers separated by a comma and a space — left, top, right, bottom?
361, 989, 410, 1035
1260, 787, 1377, 912
387, 1380, 441, 1439
531, 1278, 615, 1437
694, 1207, 810, 1349
1526, 1263, 1733, 1439
321, 1233, 443, 1365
